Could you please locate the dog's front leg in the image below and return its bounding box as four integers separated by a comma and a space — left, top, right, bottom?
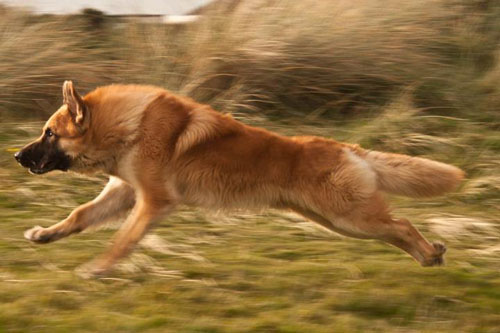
24, 177, 135, 244
77, 195, 175, 278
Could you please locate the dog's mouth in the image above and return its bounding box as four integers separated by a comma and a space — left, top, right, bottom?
22, 156, 70, 175
29, 167, 47, 175
18, 157, 51, 175
28, 160, 70, 175
29, 166, 52, 175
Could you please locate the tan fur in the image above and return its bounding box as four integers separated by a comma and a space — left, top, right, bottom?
362, 150, 464, 197
22, 82, 464, 276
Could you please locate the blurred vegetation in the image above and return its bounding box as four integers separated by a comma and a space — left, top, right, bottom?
0, 0, 499, 332
2, 0, 500, 119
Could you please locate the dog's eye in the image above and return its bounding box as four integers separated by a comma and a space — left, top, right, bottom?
45, 128, 54, 137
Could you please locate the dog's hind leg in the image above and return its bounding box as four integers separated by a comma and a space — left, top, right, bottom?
24, 177, 135, 244
290, 193, 446, 266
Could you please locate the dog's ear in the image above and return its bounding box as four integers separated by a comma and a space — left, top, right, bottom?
62, 80, 87, 127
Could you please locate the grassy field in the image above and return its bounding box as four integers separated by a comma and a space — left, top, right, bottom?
1, 0, 500, 331
1, 116, 499, 332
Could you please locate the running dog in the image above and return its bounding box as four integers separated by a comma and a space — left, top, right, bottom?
15, 81, 464, 277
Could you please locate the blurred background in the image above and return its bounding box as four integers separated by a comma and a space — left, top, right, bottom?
0, 0, 499, 332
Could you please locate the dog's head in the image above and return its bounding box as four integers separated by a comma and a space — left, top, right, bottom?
15, 81, 89, 174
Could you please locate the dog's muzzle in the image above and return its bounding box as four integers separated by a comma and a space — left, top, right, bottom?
15, 142, 71, 174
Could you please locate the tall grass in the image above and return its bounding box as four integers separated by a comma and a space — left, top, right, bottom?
0, 6, 118, 117
0, 0, 499, 118
122, 0, 465, 116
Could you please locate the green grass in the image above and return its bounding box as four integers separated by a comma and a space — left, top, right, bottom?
1, 119, 499, 333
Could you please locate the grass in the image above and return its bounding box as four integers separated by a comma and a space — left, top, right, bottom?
1, 117, 499, 332
0, 6, 120, 117
0, 0, 500, 331
2, 0, 499, 119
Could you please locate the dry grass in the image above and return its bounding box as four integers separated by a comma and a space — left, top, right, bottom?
0, 6, 118, 116
1, 0, 499, 119
121, 0, 463, 115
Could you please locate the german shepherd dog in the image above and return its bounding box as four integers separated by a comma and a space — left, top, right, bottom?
15, 81, 464, 277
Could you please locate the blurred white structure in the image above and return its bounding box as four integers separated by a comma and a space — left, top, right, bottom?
0, 0, 212, 16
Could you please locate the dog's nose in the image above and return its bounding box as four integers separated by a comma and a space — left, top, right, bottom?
14, 150, 22, 162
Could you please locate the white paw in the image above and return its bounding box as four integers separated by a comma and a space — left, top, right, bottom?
24, 226, 46, 242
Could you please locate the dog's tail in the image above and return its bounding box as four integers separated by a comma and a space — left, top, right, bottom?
352, 147, 464, 197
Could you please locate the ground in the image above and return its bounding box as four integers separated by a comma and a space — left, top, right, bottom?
1, 121, 499, 333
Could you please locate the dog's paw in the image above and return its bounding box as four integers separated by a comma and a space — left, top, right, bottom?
75, 261, 110, 280
422, 241, 447, 267
24, 226, 56, 244
432, 241, 447, 256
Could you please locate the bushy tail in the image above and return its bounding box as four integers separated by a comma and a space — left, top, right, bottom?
361, 150, 464, 197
